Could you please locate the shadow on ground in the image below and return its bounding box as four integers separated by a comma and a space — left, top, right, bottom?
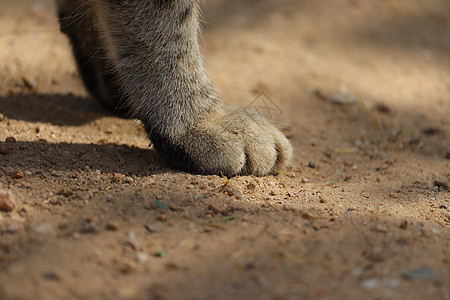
0, 94, 111, 126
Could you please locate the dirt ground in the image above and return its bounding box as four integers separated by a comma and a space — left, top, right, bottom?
0, 0, 449, 299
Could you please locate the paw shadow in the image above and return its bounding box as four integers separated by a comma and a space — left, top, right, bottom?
0, 141, 168, 177
0, 93, 169, 176
0, 93, 112, 126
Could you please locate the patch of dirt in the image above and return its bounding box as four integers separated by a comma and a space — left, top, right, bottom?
0, 0, 449, 299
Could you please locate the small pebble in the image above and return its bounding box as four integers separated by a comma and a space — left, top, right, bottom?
126, 231, 140, 250
329, 93, 357, 105
222, 185, 243, 199
42, 271, 61, 281
344, 175, 355, 182
207, 204, 224, 214
308, 161, 317, 169
144, 223, 163, 233
119, 263, 135, 274
157, 214, 168, 222
402, 266, 438, 280
5, 137, 16, 143
434, 180, 448, 190
301, 178, 311, 183
58, 188, 73, 197
0, 190, 15, 212
34, 223, 53, 234
361, 278, 379, 289
166, 262, 181, 270
112, 173, 124, 183
12, 170, 24, 179
241, 215, 250, 222
80, 222, 99, 234
105, 222, 119, 231
136, 252, 149, 264
373, 223, 388, 233
0, 143, 9, 155
422, 127, 440, 136
382, 278, 400, 289
374, 103, 391, 114
399, 221, 408, 230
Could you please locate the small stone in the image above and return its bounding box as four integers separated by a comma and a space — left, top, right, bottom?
0, 190, 15, 212
112, 173, 124, 183
58, 188, 73, 197
5, 137, 16, 143
374, 103, 391, 114
329, 93, 357, 105
136, 252, 149, 264
373, 223, 388, 233
0, 143, 9, 155
80, 222, 99, 234
382, 278, 400, 289
105, 222, 119, 231
376, 166, 388, 171
119, 264, 136, 275
22, 77, 37, 90
207, 204, 224, 214
422, 127, 440, 136
402, 266, 438, 280
144, 223, 163, 233
221, 185, 243, 199
126, 231, 140, 250
168, 204, 184, 212
11, 170, 24, 179
446, 151, 450, 159
166, 262, 181, 270
34, 223, 53, 234
389, 193, 399, 199
157, 214, 168, 222
241, 215, 250, 222
399, 221, 408, 229
308, 161, 317, 169
344, 175, 355, 182
434, 180, 448, 190
43, 271, 61, 281
361, 278, 379, 289
301, 178, 311, 183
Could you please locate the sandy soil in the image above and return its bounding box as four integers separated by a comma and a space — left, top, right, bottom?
0, 0, 449, 299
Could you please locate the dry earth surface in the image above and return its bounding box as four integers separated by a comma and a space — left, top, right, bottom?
0, 0, 449, 299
